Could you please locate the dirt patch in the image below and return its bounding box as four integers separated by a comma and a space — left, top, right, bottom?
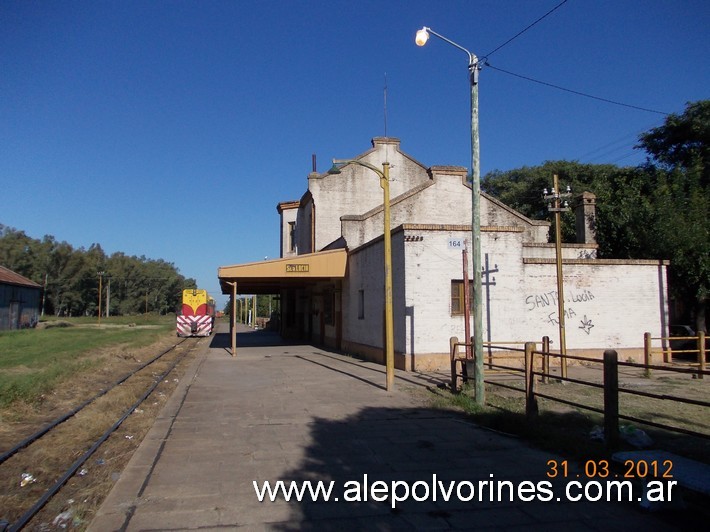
36, 321, 73, 330
465, 360, 710, 463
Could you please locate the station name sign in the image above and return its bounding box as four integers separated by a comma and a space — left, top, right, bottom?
286, 263, 309, 273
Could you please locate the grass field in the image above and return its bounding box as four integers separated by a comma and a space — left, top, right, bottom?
0, 314, 201, 529
0, 314, 175, 407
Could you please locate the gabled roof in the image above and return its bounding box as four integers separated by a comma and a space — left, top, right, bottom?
0, 266, 41, 288
339, 172, 549, 229
481, 191, 550, 227
309, 137, 429, 181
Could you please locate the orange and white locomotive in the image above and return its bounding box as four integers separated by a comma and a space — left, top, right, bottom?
176, 289, 215, 337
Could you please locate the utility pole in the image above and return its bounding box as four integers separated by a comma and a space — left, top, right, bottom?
544, 175, 572, 378
106, 277, 110, 318
41, 273, 48, 317
97, 271, 104, 325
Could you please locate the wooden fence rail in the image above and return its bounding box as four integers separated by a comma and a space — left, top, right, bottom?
644, 330, 706, 377
449, 336, 710, 448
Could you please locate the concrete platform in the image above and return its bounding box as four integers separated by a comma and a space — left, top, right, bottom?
90, 323, 681, 530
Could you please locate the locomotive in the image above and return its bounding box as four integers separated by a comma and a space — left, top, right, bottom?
176, 289, 215, 337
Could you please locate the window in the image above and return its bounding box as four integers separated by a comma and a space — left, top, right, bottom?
451, 280, 473, 315
357, 289, 365, 319
288, 221, 296, 252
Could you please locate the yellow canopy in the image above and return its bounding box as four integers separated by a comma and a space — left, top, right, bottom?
218, 249, 347, 294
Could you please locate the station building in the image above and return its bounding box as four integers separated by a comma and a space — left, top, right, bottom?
219, 137, 669, 370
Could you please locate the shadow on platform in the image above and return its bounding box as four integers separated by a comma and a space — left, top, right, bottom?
209, 329, 295, 351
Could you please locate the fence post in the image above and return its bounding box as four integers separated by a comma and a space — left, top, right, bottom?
698, 332, 706, 380
542, 336, 550, 384
465, 336, 476, 395
450, 337, 459, 392
603, 349, 619, 449
664, 329, 671, 363
525, 342, 538, 418
643, 332, 652, 378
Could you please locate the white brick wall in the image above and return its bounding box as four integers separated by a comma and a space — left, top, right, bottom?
345, 226, 667, 366
278, 204, 298, 258
309, 138, 431, 250
282, 138, 669, 370
520, 260, 668, 349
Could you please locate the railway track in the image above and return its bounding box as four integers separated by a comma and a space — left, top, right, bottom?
0, 336, 204, 531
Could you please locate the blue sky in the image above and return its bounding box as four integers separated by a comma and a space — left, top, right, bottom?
1, 0, 708, 308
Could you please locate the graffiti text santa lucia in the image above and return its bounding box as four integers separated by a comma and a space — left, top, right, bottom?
525, 288, 595, 311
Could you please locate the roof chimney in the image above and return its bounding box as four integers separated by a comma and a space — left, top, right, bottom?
575, 192, 597, 244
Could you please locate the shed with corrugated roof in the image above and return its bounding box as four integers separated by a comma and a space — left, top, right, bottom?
0, 265, 41, 330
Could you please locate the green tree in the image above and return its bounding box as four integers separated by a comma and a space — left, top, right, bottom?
481, 100, 709, 333
482, 161, 633, 245
639, 100, 710, 188
0, 226, 35, 276
637, 100, 710, 332
0, 226, 194, 317
257, 294, 279, 320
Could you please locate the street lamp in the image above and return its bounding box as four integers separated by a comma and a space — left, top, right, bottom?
416, 26, 484, 405
328, 158, 395, 392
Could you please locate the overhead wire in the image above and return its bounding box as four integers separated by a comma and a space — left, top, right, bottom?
483, 63, 671, 116
575, 123, 652, 160
609, 151, 644, 165
474, 0, 671, 118
588, 142, 637, 163
482, 0, 570, 60
575, 120, 664, 163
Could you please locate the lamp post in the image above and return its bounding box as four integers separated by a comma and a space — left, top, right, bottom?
416, 26, 484, 405
543, 175, 572, 379
328, 158, 395, 392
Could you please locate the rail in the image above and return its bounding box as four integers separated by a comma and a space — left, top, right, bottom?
449, 336, 710, 447
0, 339, 188, 465
0, 338, 198, 531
